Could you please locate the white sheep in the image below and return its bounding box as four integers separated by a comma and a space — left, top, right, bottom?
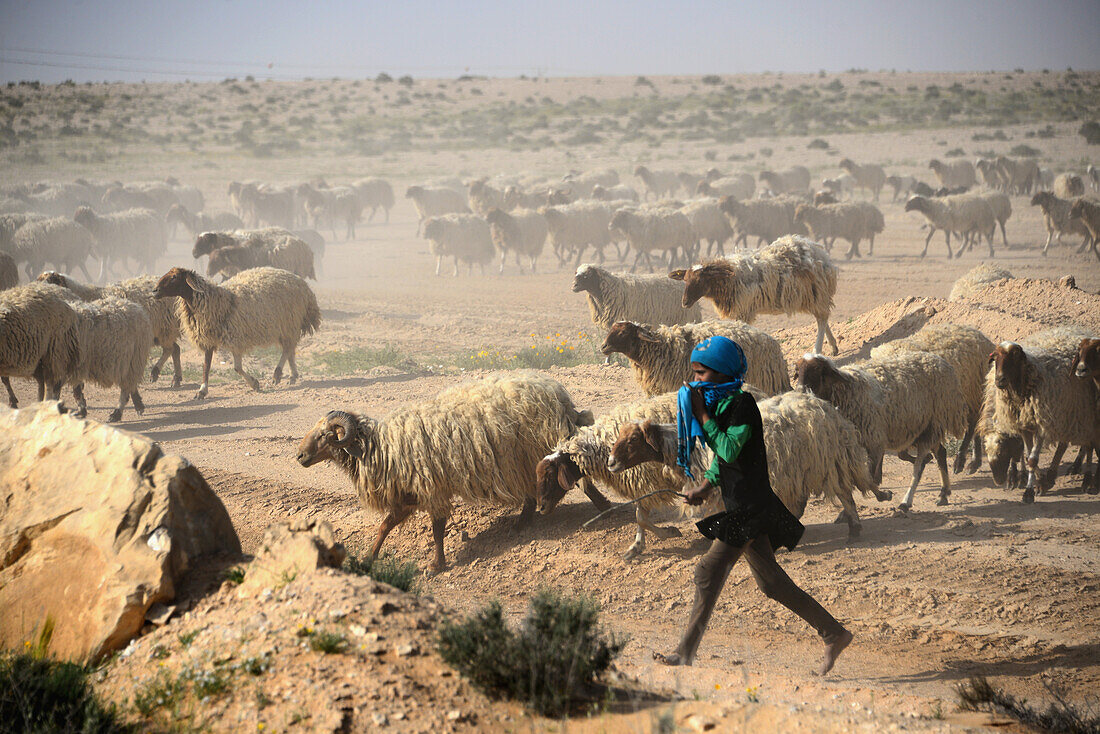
929, 159, 977, 190
1068, 198, 1100, 262
871, 324, 995, 475
609, 207, 695, 272
206, 234, 317, 281
696, 174, 754, 201
948, 263, 1013, 302
236, 184, 295, 229
796, 352, 967, 511
422, 213, 494, 277
671, 235, 839, 355
485, 208, 547, 274
679, 198, 734, 257
10, 217, 95, 282
885, 175, 917, 202
839, 159, 886, 201
296, 372, 598, 571
794, 202, 884, 259
541, 200, 621, 267
36, 271, 184, 388
153, 266, 320, 400
466, 178, 508, 217
405, 185, 470, 236
607, 390, 892, 540
632, 166, 679, 200
717, 196, 806, 249
994, 157, 1039, 195
600, 319, 791, 398
560, 169, 619, 199
0, 282, 79, 408
165, 204, 244, 240
73, 206, 167, 279
903, 194, 995, 258
591, 183, 640, 202
66, 296, 153, 423
758, 166, 811, 195
352, 177, 395, 223
821, 174, 856, 200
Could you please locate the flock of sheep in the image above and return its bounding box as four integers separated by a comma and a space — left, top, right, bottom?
1, 155, 1099, 574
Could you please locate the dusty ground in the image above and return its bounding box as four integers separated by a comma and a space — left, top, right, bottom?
5, 74, 1100, 731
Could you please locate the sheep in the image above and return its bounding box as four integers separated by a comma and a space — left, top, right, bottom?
466, 178, 508, 217
351, 177, 395, 223
541, 200, 620, 267
100, 186, 158, 215
986, 338, 1099, 502
535, 392, 692, 558
609, 207, 695, 272
36, 271, 184, 388
236, 184, 295, 229
696, 174, 754, 201
0, 252, 16, 290
1030, 191, 1094, 256
572, 263, 700, 343
65, 296, 153, 423
677, 171, 705, 195
165, 204, 244, 239
10, 217, 94, 282
839, 159, 886, 201
296, 372, 600, 571
193, 229, 315, 279
795, 352, 968, 512
994, 156, 1039, 195
821, 175, 856, 200
591, 183, 640, 202
405, 185, 469, 236
948, 263, 1013, 301
0, 213, 46, 253
72, 206, 166, 280
502, 184, 552, 211
422, 213, 494, 277
978, 191, 1012, 248
633, 166, 680, 200
192, 227, 294, 259
485, 208, 547, 274
1088, 164, 1100, 192
607, 391, 892, 540
560, 169, 619, 199
292, 229, 326, 277
680, 198, 734, 257
1072, 338, 1100, 390
600, 320, 791, 398
153, 266, 320, 400
976, 158, 1005, 190
1068, 198, 1100, 262
929, 159, 977, 190
717, 195, 807, 249
903, 195, 994, 258
794, 202, 884, 259
295, 184, 362, 241
759, 166, 811, 196
670, 235, 839, 355
164, 178, 204, 216
1054, 173, 1085, 199
0, 282, 79, 408
870, 324, 995, 474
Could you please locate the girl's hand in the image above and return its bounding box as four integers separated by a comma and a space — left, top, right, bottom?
685, 382, 710, 424
684, 481, 713, 506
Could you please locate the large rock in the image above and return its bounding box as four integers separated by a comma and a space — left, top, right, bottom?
0, 402, 240, 661
237, 518, 346, 596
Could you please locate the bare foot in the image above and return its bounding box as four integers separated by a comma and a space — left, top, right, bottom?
653, 651, 691, 666
819, 629, 853, 676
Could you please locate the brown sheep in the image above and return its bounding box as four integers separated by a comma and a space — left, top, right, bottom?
1068, 199, 1100, 262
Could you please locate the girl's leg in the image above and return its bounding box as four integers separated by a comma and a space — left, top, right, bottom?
744, 535, 853, 674
657, 539, 744, 666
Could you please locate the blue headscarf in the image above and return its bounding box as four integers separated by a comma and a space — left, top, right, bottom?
676, 336, 746, 478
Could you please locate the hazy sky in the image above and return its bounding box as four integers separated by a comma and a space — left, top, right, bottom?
1, 0, 1097, 84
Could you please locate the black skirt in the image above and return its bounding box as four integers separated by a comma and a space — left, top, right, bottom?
696, 498, 804, 551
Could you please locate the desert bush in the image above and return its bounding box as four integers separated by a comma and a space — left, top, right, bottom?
343, 553, 420, 593
437, 589, 626, 716
0, 652, 129, 733
1080, 121, 1100, 145
701, 75, 722, 86
1009, 143, 1041, 157
957, 675, 1100, 734
945, 147, 966, 157
398, 75, 414, 87
807, 138, 829, 149
375, 72, 392, 83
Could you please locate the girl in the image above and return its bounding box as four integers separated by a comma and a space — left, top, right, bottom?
656, 335, 852, 675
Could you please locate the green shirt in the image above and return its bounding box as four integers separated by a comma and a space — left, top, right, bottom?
701, 392, 754, 487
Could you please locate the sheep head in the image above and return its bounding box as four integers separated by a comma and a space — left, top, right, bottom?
72, 206, 95, 227
484, 208, 507, 227
590, 185, 608, 200
192, 231, 224, 258
903, 196, 928, 214
36, 271, 67, 287
695, 180, 713, 196
989, 342, 1028, 395
404, 185, 422, 199
572, 264, 603, 295
704, 167, 722, 182
929, 159, 944, 172
984, 432, 1024, 487
534, 451, 584, 515
297, 410, 366, 467
1071, 338, 1100, 382
154, 267, 204, 302
633, 165, 648, 177
839, 158, 856, 173
795, 354, 846, 397
794, 203, 812, 224
421, 217, 443, 240
671, 261, 727, 309
600, 320, 656, 359
206, 248, 244, 279
607, 420, 664, 472
717, 195, 741, 219
608, 209, 633, 235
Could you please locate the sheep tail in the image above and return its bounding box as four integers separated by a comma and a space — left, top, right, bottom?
302, 298, 322, 337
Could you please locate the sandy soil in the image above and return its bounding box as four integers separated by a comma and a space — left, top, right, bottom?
5, 82, 1100, 730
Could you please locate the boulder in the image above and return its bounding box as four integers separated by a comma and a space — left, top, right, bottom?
238, 518, 346, 596
0, 402, 240, 661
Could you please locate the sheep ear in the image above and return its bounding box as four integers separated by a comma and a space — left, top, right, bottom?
987, 351, 995, 365
642, 421, 662, 455
668, 269, 687, 281
637, 327, 659, 344
184, 272, 204, 293
1070, 350, 1082, 375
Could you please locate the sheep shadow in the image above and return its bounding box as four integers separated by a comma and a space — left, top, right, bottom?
869, 642, 1100, 686
132, 403, 296, 441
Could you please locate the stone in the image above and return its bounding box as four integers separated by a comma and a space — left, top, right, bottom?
238, 519, 346, 596
0, 402, 240, 661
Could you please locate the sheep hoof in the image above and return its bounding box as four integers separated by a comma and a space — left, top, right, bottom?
623, 545, 643, 561
107, 410, 123, 423
272, 372, 282, 385
896, 503, 911, 514
74, 407, 88, 419
194, 389, 208, 401
171, 378, 182, 389
965, 460, 981, 475
872, 489, 893, 502
1021, 489, 1035, 504
936, 495, 949, 506
149, 367, 160, 382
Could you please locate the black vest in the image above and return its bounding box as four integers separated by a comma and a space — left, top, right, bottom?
712, 391, 775, 513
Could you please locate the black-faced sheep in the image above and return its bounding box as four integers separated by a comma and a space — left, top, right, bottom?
405, 185, 469, 236
422, 213, 494, 276
153, 266, 320, 400
466, 178, 508, 217
904, 195, 995, 258
608, 207, 695, 272
670, 235, 838, 355
572, 264, 701, 336
485, 208, 547, 274
296, 372, 600, 571
0, 282, 79, 408
607, 390, 891, 540
633, 166, 680, 200
994, 157, 1039, 195
839, 159, 886, 201
794, 202, 884, 259
795, 352, 967, 512
600, 320, 791, 398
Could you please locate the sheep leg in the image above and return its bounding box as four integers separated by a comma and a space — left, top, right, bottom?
233, 352, 261, 391
131, 389, 144, 415
1041, 229, 1054, 255
370, 504, 416, 562
933, 445, 951, 505
453, 257, 460, 277
3, 377, 18, 409
434, 255, 442, 277
953, 417, 978, 474
1039, 442, 1068, 494
868, 233, 875, 256
170, 344, 182, 388
835, 489, 862, 539
630, 250, 643, 273
965, 429, 984, 474
1022, 433, 1040, 504
815, 318, 839, 356
286, 350, 299, 383
942, 231, 954, 259
870, 451, 884, 485
515, 497, 536, 528
1070, 445, 1089, 475
624, 524, 647, 559
195, 348, 213, 400
625, 506, 681, 560
999, 221, 1008, 247
107, 388, 130, 423
72, 383, 88, 419
898, 449, 935, 512
430, 516, 447, 572
580, 478, 613, 512
150, 346, 172, 383
919, 228, 935, 257
871, 486, 893, 502
273, 344, 298, 385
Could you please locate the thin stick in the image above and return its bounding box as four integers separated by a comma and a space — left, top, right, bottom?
581, 488, 686, 529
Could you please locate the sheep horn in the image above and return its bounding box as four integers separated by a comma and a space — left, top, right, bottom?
324, 410, 359, 448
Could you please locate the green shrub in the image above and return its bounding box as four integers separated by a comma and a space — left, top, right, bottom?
343, 553, 420, 593
437, 589, 626, 716
1080, 121, 1100, 145
807, 138, 829, 149
1009, 143, 1041, 157
0, 652, 130, 733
